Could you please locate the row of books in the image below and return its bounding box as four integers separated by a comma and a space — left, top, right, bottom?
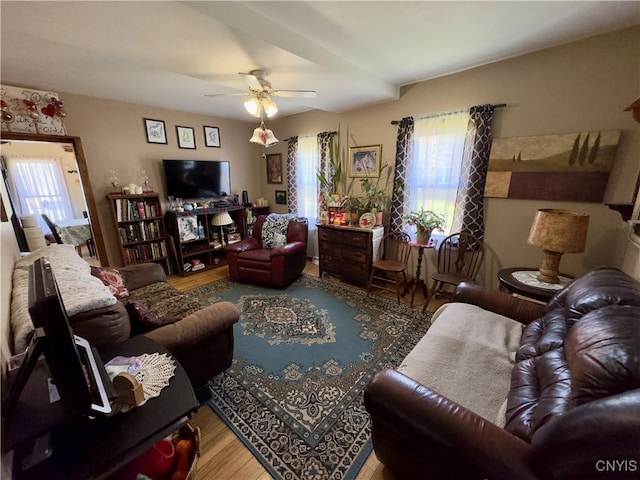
123, 240, 167, 263
118, 221, 163, 244
114, 198, 159, 222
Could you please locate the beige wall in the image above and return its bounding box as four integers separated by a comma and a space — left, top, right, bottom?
58, 97, 262, 265
267, 26, 640, 286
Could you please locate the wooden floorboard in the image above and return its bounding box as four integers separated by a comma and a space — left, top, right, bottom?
168, 261, 445, 480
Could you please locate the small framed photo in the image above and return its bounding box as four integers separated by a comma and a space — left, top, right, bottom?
177, 126, 196, 149
349, 145, 382, 177
144, 118, 167, 144
266, 153, 283, 184
203, 126, 221, 148
275, 190, 287, 205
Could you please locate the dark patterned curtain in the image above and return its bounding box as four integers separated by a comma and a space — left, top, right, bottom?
317, 132, 335, 201
389, 117, 414, 231
452, 104, 495, 240
287, 136, 299, 215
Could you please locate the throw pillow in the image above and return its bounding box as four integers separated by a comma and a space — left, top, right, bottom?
91, 266, 129, 299
273, 232, 287, 248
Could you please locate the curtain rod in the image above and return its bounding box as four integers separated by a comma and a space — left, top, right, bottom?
282, 130, 337, 143
390, 103, 506, 125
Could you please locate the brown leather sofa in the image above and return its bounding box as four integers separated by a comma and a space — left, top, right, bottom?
364, 267, 640, 480
225, 214, 308, 287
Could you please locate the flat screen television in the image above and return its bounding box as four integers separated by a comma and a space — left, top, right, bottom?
162, 159, 231, 199
5, 257, 113, 416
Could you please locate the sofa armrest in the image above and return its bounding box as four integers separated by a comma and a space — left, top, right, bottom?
117, 263, 167, 291
364, 369, 537, 480
453, 282, 545, 325
143, 301, 239, 350
271, 241, 306, 257
225, 238, 261, 254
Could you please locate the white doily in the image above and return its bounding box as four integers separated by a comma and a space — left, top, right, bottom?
105, 353, 176, 412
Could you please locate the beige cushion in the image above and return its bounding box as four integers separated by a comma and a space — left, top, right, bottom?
398, 302, 524, 426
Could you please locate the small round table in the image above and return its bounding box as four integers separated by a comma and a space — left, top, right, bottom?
409, 240, 434, 306
497, 268, 572, 302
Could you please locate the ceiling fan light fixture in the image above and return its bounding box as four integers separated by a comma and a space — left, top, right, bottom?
262, 96, 278, 117
243, 97, 261, 117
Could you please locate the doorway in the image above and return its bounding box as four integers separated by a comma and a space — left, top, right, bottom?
0, 132, 107, 263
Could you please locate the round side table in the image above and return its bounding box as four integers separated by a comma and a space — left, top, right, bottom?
497, 268, 572, 302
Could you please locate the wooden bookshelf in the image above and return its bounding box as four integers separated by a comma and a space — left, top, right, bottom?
106, 192, 170, 273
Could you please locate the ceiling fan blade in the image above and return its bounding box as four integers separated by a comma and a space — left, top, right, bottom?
272, 90, 317, 98
204, 92, 251, 98
239, 72, 264, 91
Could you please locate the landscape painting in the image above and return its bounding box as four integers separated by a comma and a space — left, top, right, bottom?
485, 130, 621, 202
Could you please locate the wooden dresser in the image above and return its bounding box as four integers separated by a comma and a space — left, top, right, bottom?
318, 224, 384, 285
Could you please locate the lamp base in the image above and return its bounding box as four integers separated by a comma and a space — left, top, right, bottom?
536, 250, 562, 284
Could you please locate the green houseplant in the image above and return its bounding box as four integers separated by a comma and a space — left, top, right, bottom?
402, 208, 445, 244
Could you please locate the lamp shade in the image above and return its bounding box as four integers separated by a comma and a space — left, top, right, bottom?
211, 212, 233, 226
244, 97, 261, 117
527, 209, 589, 253
262, 96, 278, 117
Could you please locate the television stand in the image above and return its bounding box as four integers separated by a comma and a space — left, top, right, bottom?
2, 336, 199, 480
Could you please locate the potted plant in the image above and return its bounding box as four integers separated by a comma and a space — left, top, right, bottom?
341, 195, 365, 226
402, 208, 446, 244
360, 163, 393, 225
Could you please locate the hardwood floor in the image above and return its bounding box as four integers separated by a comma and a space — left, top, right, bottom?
167, 262, 445, 480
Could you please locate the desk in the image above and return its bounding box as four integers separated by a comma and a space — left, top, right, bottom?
56, 218, 91, 247
3, 336, 198, 480
408, 241, 434, 306
497, 268, 572, 302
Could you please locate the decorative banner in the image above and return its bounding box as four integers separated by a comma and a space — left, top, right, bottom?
0, 84, 66, 135
485, 130, 621, 202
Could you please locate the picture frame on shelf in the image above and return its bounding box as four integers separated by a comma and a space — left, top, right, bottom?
275, 190, 287, 205
176, 126, 196, 149
144, 118, 167, 144
266, 153, 283, 184
349, 144, 381, 177
203, 126, 221, 148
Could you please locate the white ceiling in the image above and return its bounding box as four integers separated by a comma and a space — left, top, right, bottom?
2, 1, 639, 121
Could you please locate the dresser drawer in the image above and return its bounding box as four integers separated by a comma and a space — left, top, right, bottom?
319, 254, 369, 282
318, 227, 369, 248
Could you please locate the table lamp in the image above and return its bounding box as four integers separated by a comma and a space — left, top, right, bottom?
527, 208, 589, 284
211, 212, 234, 246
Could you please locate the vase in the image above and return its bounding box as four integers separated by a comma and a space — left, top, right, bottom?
416, 228, 431, 245
374, 211, 383, 226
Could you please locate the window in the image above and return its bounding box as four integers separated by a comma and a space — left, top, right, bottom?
405, 111, 468, 237
6, 157, 73, 228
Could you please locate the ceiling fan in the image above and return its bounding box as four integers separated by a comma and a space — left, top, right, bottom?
205, 70, 316, 118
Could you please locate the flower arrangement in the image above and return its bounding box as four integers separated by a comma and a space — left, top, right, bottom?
403, 208, 445, 242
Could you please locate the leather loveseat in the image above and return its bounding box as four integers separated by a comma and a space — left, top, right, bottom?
225, 214, 308, 288
364, 267, 640, 480
10, 245, 239, 397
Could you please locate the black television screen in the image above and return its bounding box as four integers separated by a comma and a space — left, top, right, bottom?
163, 159, 231, 199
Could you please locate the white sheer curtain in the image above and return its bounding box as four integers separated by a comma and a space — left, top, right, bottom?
405, 110, 469, 238
6, 157, 73, 230
296, 135, 320, 260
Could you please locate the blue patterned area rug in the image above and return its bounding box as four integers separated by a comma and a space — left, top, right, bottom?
188, 274, 431, 480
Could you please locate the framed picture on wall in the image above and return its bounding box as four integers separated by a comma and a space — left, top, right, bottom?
203, 126, 221, 148
143, 118, 167, 144
275, 190, 287, 205
266, 153, 283, 184
349, 145, 381, 177
176, 126, 196, 149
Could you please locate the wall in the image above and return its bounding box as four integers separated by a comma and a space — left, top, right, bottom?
266, 26, 640, 286
58, 96, 260, 266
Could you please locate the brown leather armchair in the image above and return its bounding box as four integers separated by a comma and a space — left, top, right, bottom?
364, 267, 640, 480
225, 214, 308, 287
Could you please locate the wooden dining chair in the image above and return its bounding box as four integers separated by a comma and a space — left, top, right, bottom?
422, 231, 485, 312
367, 231, 412, 303
41, 213, 63, 245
